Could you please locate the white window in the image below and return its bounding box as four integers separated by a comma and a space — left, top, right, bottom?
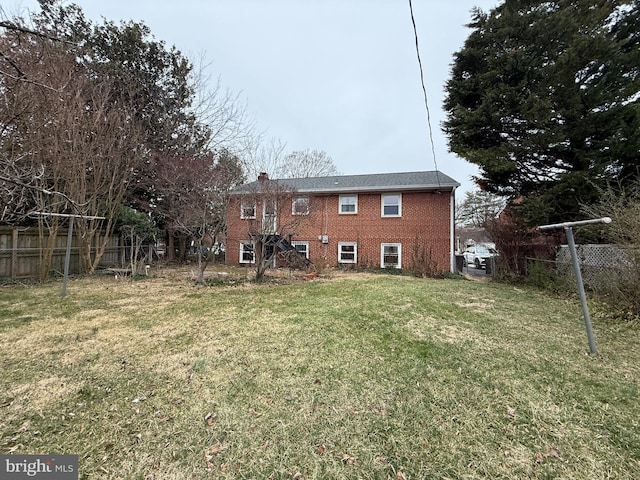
263, 200, 277, 233
381, 243, 402, 269
338, 242, 357, 264
339, 195, 358, 214
239, 241, 255, 264
291, 241, 309, 259
241, 200, 256, 219
381, 194, 402, 217
292, 197, 309, 215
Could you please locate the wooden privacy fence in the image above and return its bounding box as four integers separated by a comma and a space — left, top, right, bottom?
0, 227, 120, 280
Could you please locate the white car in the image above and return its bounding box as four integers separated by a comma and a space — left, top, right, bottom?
463, 246, 498, 269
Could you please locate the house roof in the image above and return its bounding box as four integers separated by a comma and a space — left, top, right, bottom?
233, 170, 460, 195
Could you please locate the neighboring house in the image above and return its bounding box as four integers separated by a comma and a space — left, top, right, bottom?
226, 170, 460, 272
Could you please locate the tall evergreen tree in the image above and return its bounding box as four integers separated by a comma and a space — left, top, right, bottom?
444, 0, 640, 226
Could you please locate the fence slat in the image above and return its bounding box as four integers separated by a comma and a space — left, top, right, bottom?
0, 227, 121, 280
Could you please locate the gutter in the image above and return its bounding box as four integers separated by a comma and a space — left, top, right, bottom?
450, 187, 456, 273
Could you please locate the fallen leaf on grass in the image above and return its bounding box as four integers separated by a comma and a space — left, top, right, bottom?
397, 472, 407, 480
536, 446, 563, 463
547, 447, 561, 459
204, 412, 215, 426
206, 442, 227, 458
339, 453, 359, 466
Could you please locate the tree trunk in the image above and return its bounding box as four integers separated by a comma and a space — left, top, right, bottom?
37, 220, 59, 281
195, 238, 208, 285
178, 234, 187, 261
167, 228, 176, 262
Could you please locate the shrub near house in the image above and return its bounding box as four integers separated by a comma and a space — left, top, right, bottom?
226, 171, 460, 273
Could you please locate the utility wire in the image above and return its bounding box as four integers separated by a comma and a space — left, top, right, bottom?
408, 0, 441, 185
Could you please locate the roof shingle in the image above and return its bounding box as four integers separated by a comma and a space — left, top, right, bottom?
234, 170, 459, 194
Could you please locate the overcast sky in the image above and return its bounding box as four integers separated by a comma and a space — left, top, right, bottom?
10, 0, 501, 195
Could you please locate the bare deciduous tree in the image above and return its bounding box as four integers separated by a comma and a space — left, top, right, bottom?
279, 149, 340, 179
0, 25, 144, 276
189, 55, 256, 154
242, 140, 339, 181
456, 189, 505, 229
238, 175, 314, 281
154, 150, 244, 283
242, 137, 287, 181
582, 184, 640, 316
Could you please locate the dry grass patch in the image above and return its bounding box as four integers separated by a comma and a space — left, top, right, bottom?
1, 268, 639, 479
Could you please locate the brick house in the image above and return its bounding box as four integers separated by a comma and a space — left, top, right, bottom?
225, 170, 460, 273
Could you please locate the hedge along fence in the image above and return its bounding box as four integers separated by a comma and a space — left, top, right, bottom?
0, 227, 120, 280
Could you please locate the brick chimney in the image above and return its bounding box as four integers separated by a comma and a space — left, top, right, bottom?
258, 172, 269, 182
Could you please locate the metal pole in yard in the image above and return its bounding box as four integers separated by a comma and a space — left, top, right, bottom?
30, 212, 105, 297
61, 217, 74, 298
538, 217, 611, 355
565, 226, 597, 355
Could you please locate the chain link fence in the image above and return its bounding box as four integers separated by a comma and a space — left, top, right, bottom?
517, 243, 639, 317
555, 244, 637, 289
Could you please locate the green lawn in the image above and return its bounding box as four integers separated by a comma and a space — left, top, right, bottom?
1, 269, 638, 479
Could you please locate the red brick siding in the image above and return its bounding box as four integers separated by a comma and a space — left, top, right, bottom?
226, 190, 453, 272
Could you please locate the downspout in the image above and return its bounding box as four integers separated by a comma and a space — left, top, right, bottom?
450, 187, 456, 273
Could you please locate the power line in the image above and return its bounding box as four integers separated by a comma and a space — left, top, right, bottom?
408, 0, 440, 183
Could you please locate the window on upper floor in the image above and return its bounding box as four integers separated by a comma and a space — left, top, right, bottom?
338, 242, 357, 264
381, 243, 402, 269
292, 197, 309, 215
339, 195, 358, 214
263, 200, 277, 233
381, 194, 402, 217
239, 241, 255, 263
241, 200, 256, 219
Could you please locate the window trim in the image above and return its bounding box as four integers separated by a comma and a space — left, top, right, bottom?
263, 199, 277, 233
380, 243, 402, 269
338, 241, 358, 264
381, 193, 402, 217
290, 241, 309, 259
239, 241, 255, 264
240, 200, 256, 219
292, 196, 310, 215
339, 194, 358, 215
